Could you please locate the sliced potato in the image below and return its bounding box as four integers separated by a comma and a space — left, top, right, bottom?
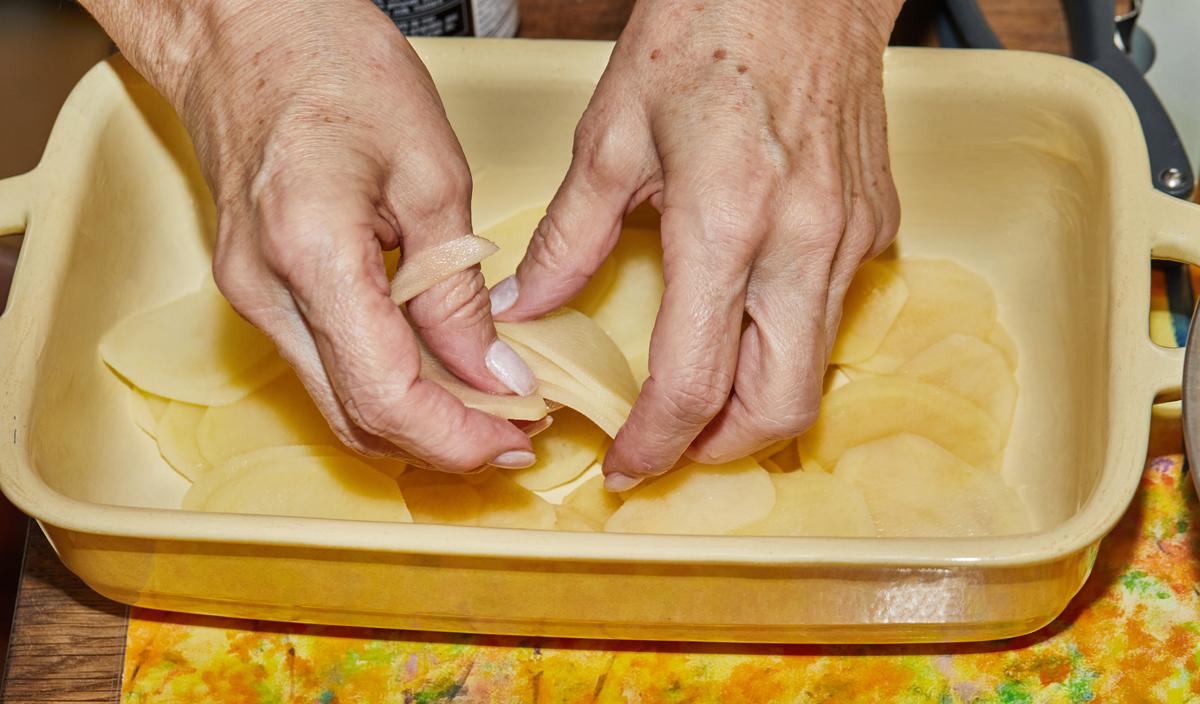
796, 377, 1002, 471
628, 351, 650, 389
100, 287, 288, 406
157, 401, 212, 482
829, 260, 909, 365
987, 321, 1019, 371
833, 434, 1030, 537
554, 505, 602, 532
853, 259, 996, 374
897, 334, 1018, 438
752, 438, 793, 464
199, 449, 412, 523
737, 471, 876, 537
390, 234, 498, 304
502, 336, 628, 436
561, 475, 625, 525
503, 409, 607, 491
569, 227, 664, 361
605, 457, 775, 535
823, 366, 854, 394
184, 445, 343, 510
404, 483, 484, 526
197, 372, 339, 466
768, 440, 803, 473
128, 386, 169, 438
472, 472, 558, 530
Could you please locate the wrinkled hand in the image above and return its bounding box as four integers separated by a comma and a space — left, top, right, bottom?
85, 0, 537, 471
493, 0, 903, 488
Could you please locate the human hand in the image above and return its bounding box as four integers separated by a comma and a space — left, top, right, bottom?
491, 0, 904, 488
83, 0, 538, 471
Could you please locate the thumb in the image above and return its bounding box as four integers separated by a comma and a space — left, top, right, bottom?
492, 113, 658, 322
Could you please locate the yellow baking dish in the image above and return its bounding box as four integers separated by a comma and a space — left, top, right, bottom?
1, 40, 1198, 643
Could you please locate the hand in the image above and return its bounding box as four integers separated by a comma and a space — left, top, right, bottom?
492, 0, 903, 487
83, 0, 538, 471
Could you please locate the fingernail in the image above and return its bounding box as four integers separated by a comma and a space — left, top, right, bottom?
485, 339, 538, 396
604, 472, 642, 492
490, 275, 518, 316
489, 450, 537, 469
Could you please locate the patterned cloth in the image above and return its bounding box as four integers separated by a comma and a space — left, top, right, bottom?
121, 272, 1200, 703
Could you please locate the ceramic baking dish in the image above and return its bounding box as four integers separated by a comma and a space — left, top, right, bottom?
2, 40, 1198, 644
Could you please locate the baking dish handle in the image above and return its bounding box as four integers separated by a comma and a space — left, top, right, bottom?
0, 170, 36, 237
1146, 192, 1200, 396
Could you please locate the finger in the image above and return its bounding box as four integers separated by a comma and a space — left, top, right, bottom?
491, 108, 657, 322
248, 188, 533, 472
689, 197, 876, 462
382, 149, 538, 397
600, 222, 747, 488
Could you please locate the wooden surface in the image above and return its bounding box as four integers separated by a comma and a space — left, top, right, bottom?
0, 2, 1072, 702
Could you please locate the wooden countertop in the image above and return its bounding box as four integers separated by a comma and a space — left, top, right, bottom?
0, 1, 1069, 700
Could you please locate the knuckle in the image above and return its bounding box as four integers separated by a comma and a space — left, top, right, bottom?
343, 389, 402, 441
659, 369, 733, 427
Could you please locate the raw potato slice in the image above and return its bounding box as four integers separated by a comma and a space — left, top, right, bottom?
605, 457, 775, 535
834, 434, 1030, 537
497, 308, 638, 410
503, 409, 606, 491
473, 472, 558, 530
129, 386, 169, 438
988, 321, 1019, 371
628, 351, 650, 389
829, 260, 909, 364
405, 484, 483, 526
569, 228, 664, 361
768, 440, 803, 473
201, 451, 412, 523
184, 445, 346, 510
752, 438, 793, 464
796, 377, 1002, 471
502, 336, 627, 436
478, 207, 543, 285
389, 234, 499, 304
157, 401, 212, 482
554, 505, 602, 532
100, 287, 289, 405
561, 475, 624, 525
897, 334, 1018, 437
737, 471, 876, 537
823, 366, 854, 395
839, 365, 880, 383
197, 372, 340, 466
853, 259, 996, 374
417, 336, 547, 421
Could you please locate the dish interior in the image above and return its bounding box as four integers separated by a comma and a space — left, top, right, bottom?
23, 50, 1117, 536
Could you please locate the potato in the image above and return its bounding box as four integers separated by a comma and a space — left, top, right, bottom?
829, 260, 909, 365
987, 321, 1019, 371
752, 438, 793, 464
627, 351, 650, 389
737, 471, 876, 537
796, 377, 1002, 471
100, 286, 288, 406
561, 475, 625, 525
569, 227, 664, 362
194, 447, 412, 523
128, 386, 169, 438
184, 445, 341, 509
472, 472, 558, 530
554, 505, 602, 532
768, 440, 803, 473
497, 308, 638, 413
405, 483, 484, 526
834, 434, 1030, 537
197, 372, 340, 466
897, 334, 1017, 438
605, 457, 776, 535
853, 259, 996, 374
823, 365, 854, 394
389, 235, 498, 304
502, 336, 628, 437
503, 410, 607, 491
156, 401, 212, 482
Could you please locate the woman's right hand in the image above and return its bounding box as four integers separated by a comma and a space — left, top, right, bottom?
81, 0, 539, 471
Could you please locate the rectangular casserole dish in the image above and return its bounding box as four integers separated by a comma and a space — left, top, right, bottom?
2, 40, 1198, 644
